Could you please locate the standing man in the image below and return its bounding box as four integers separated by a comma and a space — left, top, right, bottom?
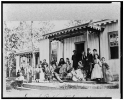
86, 48, 93, 80
72, 50, 78, 70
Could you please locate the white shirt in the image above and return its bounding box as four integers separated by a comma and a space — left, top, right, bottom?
16, 76, 24, 81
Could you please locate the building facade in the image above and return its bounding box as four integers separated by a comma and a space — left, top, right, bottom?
15, 19, 120, 78
42, 19, 119, 76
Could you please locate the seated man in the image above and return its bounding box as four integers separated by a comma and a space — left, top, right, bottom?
15, 72, 24, 87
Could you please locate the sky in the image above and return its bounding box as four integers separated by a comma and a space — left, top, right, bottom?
3, 2, 120, 21
3, 2, 120, 34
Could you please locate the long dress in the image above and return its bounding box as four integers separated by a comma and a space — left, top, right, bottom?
26, 65, 32, 83
35, 68, 40, 80
39, 68, 45, 82
102, 63, 113, 82
66, 61, 72, 73
71, 69, 85, 81
91, 59, 103, 79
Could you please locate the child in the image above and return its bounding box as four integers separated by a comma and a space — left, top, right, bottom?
101, 57, 113, 83
91, 54, 103, 82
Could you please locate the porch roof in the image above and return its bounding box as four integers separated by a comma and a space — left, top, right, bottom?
92, 19, 118, 26
15, 48, 39, 55
43, 19, 118, 40
43, 21, 101, 40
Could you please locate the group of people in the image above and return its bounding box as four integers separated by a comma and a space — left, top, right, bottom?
35, 59, 50, 82
16, 48, 113, 85
71, 48, 113, 83
16, 61, 32, 84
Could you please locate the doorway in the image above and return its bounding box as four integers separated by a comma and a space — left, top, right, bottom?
75, 42, 85, 61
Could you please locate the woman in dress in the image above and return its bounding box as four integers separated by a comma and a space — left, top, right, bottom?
49, 59, 57, 81
78, 51, 87, 79
58, 58, 67, 79
42, 59, 50, 81
91, 54, 103, 82
35, 66, 40, 82
38, 61, 45, 82
54, 58, 66, 83
101, 57, 113, 83
66, 58, 72, 73
71, 68, 85, 82
26, 63, 32, 83
70, 61, 85, 82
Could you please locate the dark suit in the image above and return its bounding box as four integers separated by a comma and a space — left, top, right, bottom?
86, 53, 93, 79
72, 54, 79, 70
80, 55, 87, 69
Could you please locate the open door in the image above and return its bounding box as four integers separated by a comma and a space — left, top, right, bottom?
75, 42, 85, 61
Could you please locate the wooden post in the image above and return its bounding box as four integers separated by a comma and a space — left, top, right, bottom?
32, 53, 36, 80
19, 55, 21, 67
16, 55, 20, 75
63, 40, 64, 59
33, 53, 36, 67
61, 39, 64, 59
49, 39, 52, 66
86, 29, 89, 54
98, 32, 101, 58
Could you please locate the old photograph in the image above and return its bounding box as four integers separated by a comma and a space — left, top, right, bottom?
2, 2, 122, 98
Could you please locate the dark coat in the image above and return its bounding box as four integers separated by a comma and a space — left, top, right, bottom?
72, 54, 79, 70
80, 55, 87, 67
87, 53, 93, 63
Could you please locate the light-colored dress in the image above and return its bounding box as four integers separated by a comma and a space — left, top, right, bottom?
91, 59, 103, 79
39, 68, 45, 82
35, 67, 40, 79
59, 64, 67, 74
26, 65, 32, 83
71, 69, 85, 81
102, 63, 113, 82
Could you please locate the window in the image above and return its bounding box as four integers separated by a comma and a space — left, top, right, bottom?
108, 31, 119, 59
51, 42, 58, 62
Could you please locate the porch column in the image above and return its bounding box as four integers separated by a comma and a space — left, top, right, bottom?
49, 39, 52, 65
57, 40, 64, 62
32, 53, 36, 80
86, 30, 89, 54
19, 55, 21, 67
62, 40, 64, 58
16, 55, 20, 75
98, 32, 101, 58
32, 53, 36, 67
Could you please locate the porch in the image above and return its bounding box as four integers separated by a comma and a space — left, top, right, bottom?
15, 48, 40, 78
42, 21, 102, 63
